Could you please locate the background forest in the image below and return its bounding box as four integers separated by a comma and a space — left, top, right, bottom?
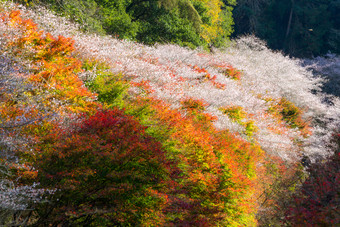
18, 0, 236, 48
17, 0, 340, 57
233, 0, 340, 57
0, 0, 339, 226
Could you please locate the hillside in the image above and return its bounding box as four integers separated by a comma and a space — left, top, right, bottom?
0, 1, 339, 226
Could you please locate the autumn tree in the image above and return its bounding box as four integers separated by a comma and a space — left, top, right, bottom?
30, 109, 171, 226
0, 9, 98, 225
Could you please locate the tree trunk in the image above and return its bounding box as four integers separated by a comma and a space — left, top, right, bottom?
285, 0, 294, 39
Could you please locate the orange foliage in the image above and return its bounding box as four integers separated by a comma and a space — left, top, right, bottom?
190, 64, 226, 89
225, 65, 242, 80
211, 62, 242, 80
0, 10, 101, 207
126, 94, 264, 225
31, 109, 171, 225
2, 10, 98, 114
0, 9, 303, 226
130, 80, 155, 94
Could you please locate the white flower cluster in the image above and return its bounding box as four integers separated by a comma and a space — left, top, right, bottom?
0, 18, 56, 212
0, 180, 53, 210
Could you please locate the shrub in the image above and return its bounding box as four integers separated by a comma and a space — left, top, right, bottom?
220, 105, 258, 137
85, 60, 129, 109
267, 97, 311, 136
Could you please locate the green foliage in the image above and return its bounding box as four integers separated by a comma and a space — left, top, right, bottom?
215, 0, 236, 47
88, 82, 262, 225
268, 97, 310, 134
220, 105, 247, 122
220, 106, 258, 137
85, 61, 129, 109
278, 98, 300, 127
37, 0, 106, 34
63, 0, 105, 34
95, 0, 139, 39
244, 120, 256, 137
136, 7, 203, 48
19, 0, 235, 48
177, 0, 201, 30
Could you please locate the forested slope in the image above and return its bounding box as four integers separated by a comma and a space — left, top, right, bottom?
0, 1, 339, 226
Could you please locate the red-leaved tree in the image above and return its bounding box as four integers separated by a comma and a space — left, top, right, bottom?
31, 109, 172, 226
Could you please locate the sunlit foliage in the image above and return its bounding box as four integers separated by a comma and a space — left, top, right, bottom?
88, 68, 264, 225
0, 8, 98, 225
17, 0, 236, 48
4, 10, 98, 114
220, 105, 258, 137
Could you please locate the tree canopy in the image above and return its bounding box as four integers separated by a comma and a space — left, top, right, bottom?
27, 0, 236, 48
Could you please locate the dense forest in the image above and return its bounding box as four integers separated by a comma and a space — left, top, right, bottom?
233, 0, 340, 57
16, 0, 236, 48
16, 0, 340, 57
0, 0, 339, 226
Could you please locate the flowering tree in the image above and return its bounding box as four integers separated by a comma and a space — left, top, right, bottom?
0, 9, 97, 225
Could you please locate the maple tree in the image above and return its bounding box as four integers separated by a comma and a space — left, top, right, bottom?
30, 109, 171, 226
4, 10, 98, 115
89, 73, 266, 225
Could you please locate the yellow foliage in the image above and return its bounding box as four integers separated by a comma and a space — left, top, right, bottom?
196, 0, 224, 43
